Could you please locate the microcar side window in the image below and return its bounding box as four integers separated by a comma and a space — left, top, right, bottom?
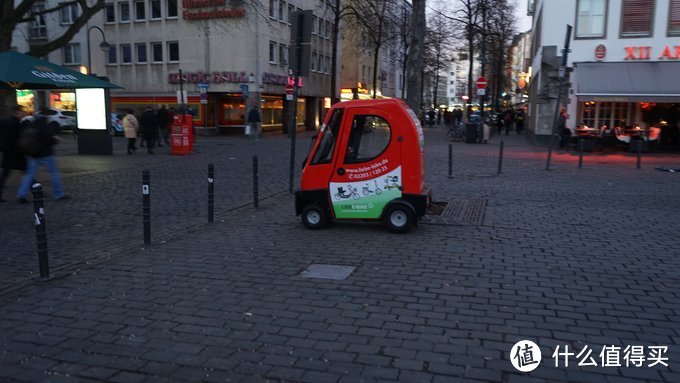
344, 115, 391, 164
311, 108, 343, 165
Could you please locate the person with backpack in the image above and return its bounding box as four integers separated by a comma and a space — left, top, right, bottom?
16, 107, 69, 204
0, 106, 28, 202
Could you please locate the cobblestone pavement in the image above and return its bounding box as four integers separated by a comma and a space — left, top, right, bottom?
1, 128, 679, 382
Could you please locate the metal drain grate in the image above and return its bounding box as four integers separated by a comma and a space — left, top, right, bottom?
441, 198, 487, 225
299, 264, 356, 280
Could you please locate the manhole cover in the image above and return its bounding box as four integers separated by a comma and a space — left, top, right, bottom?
442, 198, 487, 225
299, 264, 356, 280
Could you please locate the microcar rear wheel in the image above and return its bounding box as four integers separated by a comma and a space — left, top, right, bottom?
383, 203, 415, 233
301, 204, 328, 230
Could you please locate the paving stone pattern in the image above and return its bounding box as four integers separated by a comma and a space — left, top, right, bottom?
1, 129, 679, 382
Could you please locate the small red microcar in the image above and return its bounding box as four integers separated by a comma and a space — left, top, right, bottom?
295, 98, 430, 233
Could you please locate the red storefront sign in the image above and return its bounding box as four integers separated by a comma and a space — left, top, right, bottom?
624, 45, 680, 60
595, 44, 606, 60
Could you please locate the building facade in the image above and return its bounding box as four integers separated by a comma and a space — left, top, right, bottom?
446, 50, 471, 109
528, 0, 680, 148
507, 31, 532, 107
13, 0, 339, 133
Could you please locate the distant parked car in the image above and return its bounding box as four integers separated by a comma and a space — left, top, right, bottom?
22, 108, 77, 134
110, 113, 124, 136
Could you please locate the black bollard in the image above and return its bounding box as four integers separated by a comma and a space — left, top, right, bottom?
31, 183, 50, 279
448, 143, 453, 178
142, 170, 150, 244
208, 163, 214, 223
253, 156, 259, 208
637, 141, 642, 169
578, 138, 584, 169
497, 140, 505, 174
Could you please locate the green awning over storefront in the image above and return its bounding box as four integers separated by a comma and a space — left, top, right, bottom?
0, 51, 121, 89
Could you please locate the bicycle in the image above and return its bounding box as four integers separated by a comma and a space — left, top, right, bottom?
446, 122, 465, 142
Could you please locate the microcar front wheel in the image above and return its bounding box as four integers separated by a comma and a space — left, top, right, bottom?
301, 204, 328, 230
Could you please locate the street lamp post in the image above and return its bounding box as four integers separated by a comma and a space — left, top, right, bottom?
86, 26, 111, 76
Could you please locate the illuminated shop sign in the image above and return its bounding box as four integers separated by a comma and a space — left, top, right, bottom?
624, 45, 680, 60
182, 0, 245, 20
168, 71, 248, 84
168, 71, 303, 87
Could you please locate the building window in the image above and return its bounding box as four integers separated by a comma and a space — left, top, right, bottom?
669, 0, 680, 35
579, 101, 632, 129
279, 44, 287, 65
107, 45, 117, 64
151, 42, 163, 62
105, 3, 115, 23
311, 52, 317, 71
269, 0, 276, 18
60, 2, 79, 24
576, 0, 606, 37
150, 0, 162, 19
167, 41, 179, 62
269, 41, 277, 63
63, 43, 81, 65
119, 2, 130, 22
135, 0, 145, 21
60, 3, 79, 25
288, 4, 295, 23
167, 0, 178, 18
136, 43, 147, 63
279, 1, 285, 21
621, 0, 654, 37
121, 44, 132, 63
29, 5, 47, 39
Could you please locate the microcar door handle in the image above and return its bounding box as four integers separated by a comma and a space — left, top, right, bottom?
337, 168, 346, 176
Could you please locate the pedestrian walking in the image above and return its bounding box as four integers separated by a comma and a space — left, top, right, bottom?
140, 106, 158, 154
122, 109, 139, 154
0, 106, 28, 202
503, 109, 515, 136
156, 104, 170, 146
247, 106, 262, 139
16, 108, 69, 203
558, 107, 569, 149
515, 109, 525, 134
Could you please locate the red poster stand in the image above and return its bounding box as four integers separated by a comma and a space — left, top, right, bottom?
171, 114, 194, 155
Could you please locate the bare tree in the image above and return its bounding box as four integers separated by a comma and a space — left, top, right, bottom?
346, 0, 401, 99
423, 9, 455, 108
318, 0, 352, 104
405, 0, 425, 112
484, 0, 516, 111
397, 2, 412, 99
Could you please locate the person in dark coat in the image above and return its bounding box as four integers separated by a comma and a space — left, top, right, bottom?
246, 106, 262, 139
140, 106, 158, 154
0, 106, 28, 202
503, 109, 515, 136
156, 104, 170, 146
515, 109, 525, 134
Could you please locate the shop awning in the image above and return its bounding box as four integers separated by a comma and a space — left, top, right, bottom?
0, 51, 121, 90
575, 61, 680, 102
